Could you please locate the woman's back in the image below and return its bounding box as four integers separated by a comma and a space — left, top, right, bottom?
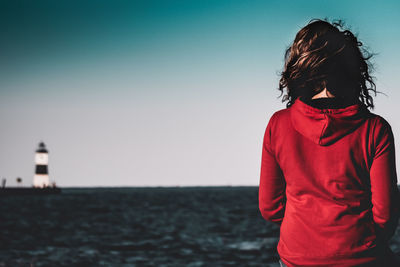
260, 96, 399, 266
258, 18, 400, 266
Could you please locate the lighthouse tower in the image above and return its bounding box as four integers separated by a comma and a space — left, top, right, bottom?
33, 142, 50, 188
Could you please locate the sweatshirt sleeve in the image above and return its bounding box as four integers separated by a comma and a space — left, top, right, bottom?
370, 117, 400, 242
259, 113, 286, 225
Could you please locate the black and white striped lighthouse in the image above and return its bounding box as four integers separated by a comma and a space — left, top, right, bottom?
33, 142, 50, 188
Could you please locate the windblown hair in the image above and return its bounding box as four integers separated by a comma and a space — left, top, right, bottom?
279, 18, 377, 109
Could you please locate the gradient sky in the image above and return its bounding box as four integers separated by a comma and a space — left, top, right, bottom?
1, 0, 399, 186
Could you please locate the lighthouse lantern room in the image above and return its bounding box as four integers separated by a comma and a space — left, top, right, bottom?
33, 142, 50, 188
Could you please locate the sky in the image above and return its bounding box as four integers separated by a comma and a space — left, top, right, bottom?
1, 0, 399, 187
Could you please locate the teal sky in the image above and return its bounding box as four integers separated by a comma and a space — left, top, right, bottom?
1, 0, 400, 186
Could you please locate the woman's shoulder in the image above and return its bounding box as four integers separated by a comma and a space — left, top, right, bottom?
365, 112, 395, 146
268, 107, 291, 122
366, 112, 393, 131
263, 108, 290, 131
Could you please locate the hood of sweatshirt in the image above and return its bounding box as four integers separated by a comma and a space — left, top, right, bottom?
290, 97, 370, 146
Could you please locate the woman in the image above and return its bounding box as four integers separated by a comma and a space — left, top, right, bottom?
259, 19, 400, 266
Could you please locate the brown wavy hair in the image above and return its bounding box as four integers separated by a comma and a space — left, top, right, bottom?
278, 18, 377, 109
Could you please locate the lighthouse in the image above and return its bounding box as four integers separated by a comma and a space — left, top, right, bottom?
33, 142, 50, 188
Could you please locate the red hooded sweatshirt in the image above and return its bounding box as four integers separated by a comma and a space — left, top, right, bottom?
259, 97, 400, 266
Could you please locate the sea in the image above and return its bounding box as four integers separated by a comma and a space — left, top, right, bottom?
1, 187, 400, 267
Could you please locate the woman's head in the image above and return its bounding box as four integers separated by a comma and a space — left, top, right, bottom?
279, 18, 376, 109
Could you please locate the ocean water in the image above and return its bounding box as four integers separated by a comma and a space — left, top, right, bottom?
1, 187, 400, 266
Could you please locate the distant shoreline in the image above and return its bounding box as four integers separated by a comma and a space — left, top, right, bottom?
58, 185, 259, 189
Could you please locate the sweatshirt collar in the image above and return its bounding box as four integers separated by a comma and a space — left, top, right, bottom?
299, 96, 359, 110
